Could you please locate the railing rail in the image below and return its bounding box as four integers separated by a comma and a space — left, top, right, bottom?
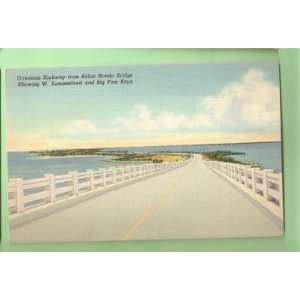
8, 159, 191, 216
205, 160, 283, 220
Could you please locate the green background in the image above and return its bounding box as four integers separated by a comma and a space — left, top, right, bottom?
0, 48, 299, 251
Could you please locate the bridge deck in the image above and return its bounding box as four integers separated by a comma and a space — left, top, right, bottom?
11, 156, 283, 243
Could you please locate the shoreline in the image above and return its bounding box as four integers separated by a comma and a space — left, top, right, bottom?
29, 151, 190, 164
29, 150, 245, 165
8, 144, 282, 171
9, 140, 281, 154
29, 154, 114, 160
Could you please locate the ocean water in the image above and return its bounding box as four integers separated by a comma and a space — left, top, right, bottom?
7, 153, 142, 180
108, 142, 283, 171
8, 142, 282, 179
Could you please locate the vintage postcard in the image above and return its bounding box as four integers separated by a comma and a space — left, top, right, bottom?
6, 63, 284, 243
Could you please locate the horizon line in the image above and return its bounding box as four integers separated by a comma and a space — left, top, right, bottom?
8, 140, 281, 152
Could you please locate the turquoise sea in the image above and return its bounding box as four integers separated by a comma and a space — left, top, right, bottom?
8, 142, 283, 179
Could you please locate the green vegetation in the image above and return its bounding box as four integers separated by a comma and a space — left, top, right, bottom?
30, 148, 246, 165
30, 148, 247, 164
201, 150, 247, 164
30, 149, 128, 157
31, 149, 99, 156
30, 148, 189, 163
112, 153, 189, 163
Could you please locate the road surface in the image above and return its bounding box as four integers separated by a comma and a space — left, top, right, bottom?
11, 155, 283, 243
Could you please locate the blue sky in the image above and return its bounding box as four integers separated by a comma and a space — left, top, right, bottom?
7, 63, 281, 150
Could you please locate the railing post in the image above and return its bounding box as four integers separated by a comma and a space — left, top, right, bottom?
69, 171, 78, 196
244, 167, 249, 188
110, 167, 115, 184
135, 166, 139, 177
122, 166, 126, 182
133, 166, 136, 177
103, 169, 107, 187
15, 178, 24, 213
251, 168, 259, 193
229, 164, 232, 177
116, 168, 119, 183
263, 169, 273, 201
125, 166, 129, 180
251, 168, 255, 192
239, 166, 243, 183
278, 173, 283, 207
235, 165, 239, 182
263, 170, 268, 201
45, 173, 56, 203
87, 169, 95, 191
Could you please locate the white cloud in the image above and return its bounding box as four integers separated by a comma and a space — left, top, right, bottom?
115, 69, 280, 132
115, 105, 212, 131
9, 70, 281, 151
201, 69, 280, 128
62, 119, 98, 135
62, 119, 120, 136
61, 69, 280, 137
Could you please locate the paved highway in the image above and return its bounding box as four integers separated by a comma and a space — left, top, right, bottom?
11, 155, 283, 243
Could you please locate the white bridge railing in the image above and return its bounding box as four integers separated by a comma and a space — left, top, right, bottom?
8, 159, 190, 216
205, 160, 283, 220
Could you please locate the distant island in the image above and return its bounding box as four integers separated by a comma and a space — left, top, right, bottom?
30, 148, 247, 164
30, 149, 190, 163
30, 148, 113, 157
201, 150, 247, 164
